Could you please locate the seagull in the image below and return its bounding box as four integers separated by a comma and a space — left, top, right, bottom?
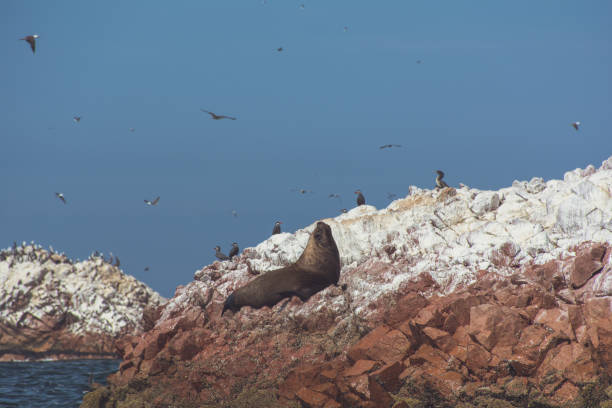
571, 121, 581, 131
291, 188, 313, 194
379, 144, 402, 149
144, 197, 160, 206
200, 109, 236, 120
277, 47, 284, 52
20, 34, 39, 54
73, 116, 81, 123
55, 192, 66, 204
435, 170, 449, 189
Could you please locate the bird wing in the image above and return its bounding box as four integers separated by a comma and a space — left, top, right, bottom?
200, 109, 216, 118
152, 196, 160, 205
27, 37, 36, 53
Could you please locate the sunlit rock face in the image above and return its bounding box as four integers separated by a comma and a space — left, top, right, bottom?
0, 246, 165, 361
84, 156, 611, 408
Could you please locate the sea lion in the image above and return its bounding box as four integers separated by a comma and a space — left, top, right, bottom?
222, 221, 340, 315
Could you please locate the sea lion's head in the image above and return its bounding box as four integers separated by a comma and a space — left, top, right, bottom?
298, 221, 340, 274
312, 222, 335, 251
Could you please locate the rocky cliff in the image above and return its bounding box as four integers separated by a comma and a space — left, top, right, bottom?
0, 245, 166, 361
82, 157, 612, 408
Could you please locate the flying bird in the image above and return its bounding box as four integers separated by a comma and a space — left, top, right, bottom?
73, 116, 81, 123
129, 128, 135, 132
231, 209, 238, 218
435, 170, 449, 189
379, 144, 402, 149
277, 47, 284, 52
144, 267, 150, 272
144, 197, 160, 206
272, 221, 282, 235
214, 246, 230, 261
343, 26, 348, 32
299, 4, 304, 9
55, 192, 66, 204
20, 34, 39, 54
228, 242, 239, 258
328, 193, 341, 200
355, 190, 365, 206
200, 109, 236, 120
291, 188, 313, 194
571, 121, 581, 131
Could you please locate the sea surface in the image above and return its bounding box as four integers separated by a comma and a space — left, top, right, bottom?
0, 359, 119, 408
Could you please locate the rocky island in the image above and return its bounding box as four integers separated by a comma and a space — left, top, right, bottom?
0, 246, 165, 361
79, 156, 612, 407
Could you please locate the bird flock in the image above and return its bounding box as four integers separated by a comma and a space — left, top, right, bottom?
19, 10, 584, 274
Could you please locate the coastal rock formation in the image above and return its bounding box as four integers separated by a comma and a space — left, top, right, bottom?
83, 157, 612, 407
0, 246, 165, 361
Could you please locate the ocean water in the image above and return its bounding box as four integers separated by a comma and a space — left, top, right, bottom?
0, 359, 119, 408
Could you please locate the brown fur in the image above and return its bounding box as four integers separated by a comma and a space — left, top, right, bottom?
222, 221, 340, 314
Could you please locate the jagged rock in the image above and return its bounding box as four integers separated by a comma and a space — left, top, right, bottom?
0, 245, 165, 361
82, 157, 612, 407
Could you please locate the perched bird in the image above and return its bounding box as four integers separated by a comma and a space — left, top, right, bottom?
379, 144, 402, 149
55, 192, 66, 204
200, 109, 236, 120
20, 34, 39, 54
435, 170, 449, 189
571, 121, 581, 131
355, 190, 365, 206
272, 221, 282, 235
228, 242, 239, 258
144, 196, 160, 206
73, 116, 81, 123
277, 47, 283, 52
114, 257, 120, 267
340, 208, 348, 213
214, 246, 230, 261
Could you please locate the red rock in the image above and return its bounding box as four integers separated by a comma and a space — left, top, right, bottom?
344, 360, 377, 377
311, 382, 339, 400
465, 341, 491, 373
422, 327, 456, 353
413, 303, 444, 327
296, 387, 329, 408
570, 244, 605, 288
322, 400, 341, 408
408, 344, 449, 371
366, 329, 411, 365
583, 297, 612, 364
550, 381, 579, 405
468, 304, 527, 350
384, 293, 428, 326
369, 361, 403, 392
512, 325, 548, 362
534, 308, 574, 339
348, 326, 390, 362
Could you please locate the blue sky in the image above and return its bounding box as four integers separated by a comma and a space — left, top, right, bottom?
1, 1, 611, 297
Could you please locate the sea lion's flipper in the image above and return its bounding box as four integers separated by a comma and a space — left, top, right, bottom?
222, 292, 236, 316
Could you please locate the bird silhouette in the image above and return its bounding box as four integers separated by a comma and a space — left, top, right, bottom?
355, 190, 365, 206
200, 109, 236, 120
277, 47, 284, 52
144, 197, 160, 206
20, 35, 39, 54
571, 121, 581, 131
379, 144, 402, 149
214, 246, 230, 261
55, 192, 66, 204
435, 170, 449, 189
73, 116, 81, 123
228, 242, 239, 258
272, 221, 282, 235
